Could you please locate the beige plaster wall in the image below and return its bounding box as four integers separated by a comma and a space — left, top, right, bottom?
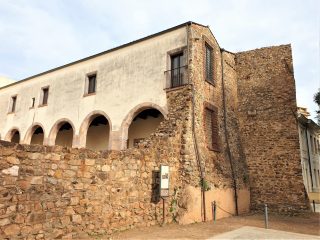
0, 27, 187, 149
178, 185, 250, 224
55, 129, 73, 147
86, 124, 109, 151
30, 133, 44, 145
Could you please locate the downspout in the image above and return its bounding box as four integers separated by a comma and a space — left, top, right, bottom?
220, 49, 239, 215
305, 123, 314, 191
187, 23, 207, 221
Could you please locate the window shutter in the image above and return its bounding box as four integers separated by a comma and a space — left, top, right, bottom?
211, 109, 219, 151
205, 109, 213, 148
205, 44, 213, 82
205, 107, 219, 151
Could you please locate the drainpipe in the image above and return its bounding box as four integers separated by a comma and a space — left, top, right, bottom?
305, 123, 314, 191
187, 23, 207, 222
220, 49, 239, 216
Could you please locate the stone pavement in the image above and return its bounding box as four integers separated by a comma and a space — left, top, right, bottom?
209, 226, 320, 239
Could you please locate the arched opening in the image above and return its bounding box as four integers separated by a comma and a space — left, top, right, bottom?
86, 115, 110, 151
30, 126, 44, 145
127, 108, 164, 148
55, 122, 74, 147
11, 130, 20, 143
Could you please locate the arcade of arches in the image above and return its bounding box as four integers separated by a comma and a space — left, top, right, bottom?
4, 107, 165, 151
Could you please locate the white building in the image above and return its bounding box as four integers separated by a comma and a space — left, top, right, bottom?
0, 23, 190, 150
297, 108, 320, 193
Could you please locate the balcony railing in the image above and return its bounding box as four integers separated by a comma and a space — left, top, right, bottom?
164, 65, 188, 89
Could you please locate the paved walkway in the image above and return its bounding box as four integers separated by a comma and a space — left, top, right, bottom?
209, 226, 320, 239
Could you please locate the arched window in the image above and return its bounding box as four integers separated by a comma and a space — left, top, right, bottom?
85, 115, 110, 151
55, 122, 74, 147
11, 130, 20, 143
30, 126, 44, 145
127, 108, 164, 148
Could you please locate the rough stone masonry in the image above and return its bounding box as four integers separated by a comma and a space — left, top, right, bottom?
0, 22, 310, 239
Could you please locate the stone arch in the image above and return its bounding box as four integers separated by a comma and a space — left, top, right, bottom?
24, 123, 46, 145
79, 110, 112, 150
121, 103, 167, 149
4, 127, 21, 143
48, 118, 76, 147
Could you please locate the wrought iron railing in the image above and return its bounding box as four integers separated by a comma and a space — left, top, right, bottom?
164, 65, 188, 89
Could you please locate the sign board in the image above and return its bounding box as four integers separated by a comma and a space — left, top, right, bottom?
160, 165, 169, 197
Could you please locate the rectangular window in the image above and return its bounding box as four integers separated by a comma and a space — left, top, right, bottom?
42, 87, 49, 105
31, 97, 35, 108
171, 53, 184, 88
10, 96, 17, 113
205, 107, 219, 151
88, 74, 96, 94
205, 44, 213, 82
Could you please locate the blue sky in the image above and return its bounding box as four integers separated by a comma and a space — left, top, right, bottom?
0, 0, 319, 120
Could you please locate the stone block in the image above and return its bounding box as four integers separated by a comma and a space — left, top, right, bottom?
28, 153, 41, 160
0, 218, 10, 227
101, 165, 110, 172
7, 156, 20, 164
64, 170, 76, 178
2, 165, 19, 176
85, 159, 95, 166
14, 214, 25, 224
70, 197, 79, 206
3, 224, 20, 236
6, 205, 16, 214
30, 176, 43, 185
72, 214, 82, 224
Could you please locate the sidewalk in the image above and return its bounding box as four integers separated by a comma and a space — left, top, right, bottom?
95, 213, 320, 239
210, 226, 320, 239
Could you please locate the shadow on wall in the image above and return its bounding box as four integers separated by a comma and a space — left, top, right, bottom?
3, 107, 165, 151
55, 122, 73, 147
127, 109, 164, 148
86, 115, 110, 151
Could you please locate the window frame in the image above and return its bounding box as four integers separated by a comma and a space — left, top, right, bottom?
30, 97, 35, 109
170, 52, 184, 88
202, 37, 216, 86
165, 46, 188, 90
203, 103, 220, 152
39, 86, 50, 107
8, 95, 17, 113
84, 72, 97, 96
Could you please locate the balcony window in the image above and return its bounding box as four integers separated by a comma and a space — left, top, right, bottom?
170, 53, 184, 88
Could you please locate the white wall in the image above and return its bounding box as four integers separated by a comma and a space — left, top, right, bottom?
0, 27, 187, 149
298, 123, 320, 192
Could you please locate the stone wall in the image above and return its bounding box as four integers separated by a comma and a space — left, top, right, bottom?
187, 24, 249, 218
236, 45, 310, 213
0, 87, 193, 239
0, 85, 247, 239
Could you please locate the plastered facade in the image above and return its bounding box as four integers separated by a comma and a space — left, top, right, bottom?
0, 27, 186, 149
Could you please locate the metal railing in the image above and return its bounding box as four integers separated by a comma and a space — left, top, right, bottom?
164, 65, 188, 89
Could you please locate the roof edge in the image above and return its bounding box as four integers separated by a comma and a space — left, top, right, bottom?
1, 21, 199, 91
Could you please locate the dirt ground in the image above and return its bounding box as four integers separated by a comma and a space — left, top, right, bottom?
93, 213, 320, 239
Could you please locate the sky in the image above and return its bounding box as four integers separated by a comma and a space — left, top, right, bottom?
0, 0, 319, 120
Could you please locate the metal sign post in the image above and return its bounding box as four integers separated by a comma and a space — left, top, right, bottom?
160, 165, 169, 225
